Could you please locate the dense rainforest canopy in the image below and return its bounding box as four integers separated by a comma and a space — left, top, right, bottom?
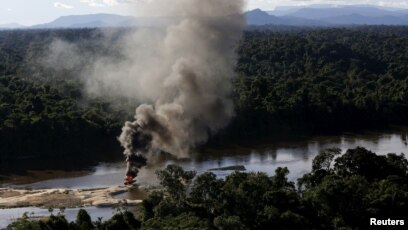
232, 26, 408, 136
1, 26, 408, 164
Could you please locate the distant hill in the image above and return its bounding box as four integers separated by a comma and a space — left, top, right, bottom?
245, 9, 278, 25
268, 4, 347, 16
245, 9, 327, 26
31, 14, 136, 28
286, 6, 404, 19
0, 23, 26, 29
321, 14, 408, 25
267, 5, 408, 25
30, 13, 173, 29
269, 4, 408, 16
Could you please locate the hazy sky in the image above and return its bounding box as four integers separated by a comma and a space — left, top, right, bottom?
1, 0, 408, 26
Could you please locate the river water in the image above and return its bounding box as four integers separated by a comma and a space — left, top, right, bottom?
2, 128, 408, 189
1, 127, 408, 227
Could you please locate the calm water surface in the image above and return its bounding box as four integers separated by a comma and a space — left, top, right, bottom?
1, 128, 407, 189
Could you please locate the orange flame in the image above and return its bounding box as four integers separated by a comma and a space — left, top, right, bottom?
124, 176, 135, 185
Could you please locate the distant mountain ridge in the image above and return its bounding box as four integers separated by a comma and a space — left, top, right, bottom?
0, 23, 26, 29
32, 14, 136, 28
245, 9, 328, 26
269, 5, 408, 25
2, 5, 408, 29
320, 14, 408, 25
286, 6, 405, 19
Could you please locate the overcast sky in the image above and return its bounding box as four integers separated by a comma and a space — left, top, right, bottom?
2, 0, 408, 26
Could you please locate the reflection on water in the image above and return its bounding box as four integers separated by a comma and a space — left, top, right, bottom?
1, 128, 408, 189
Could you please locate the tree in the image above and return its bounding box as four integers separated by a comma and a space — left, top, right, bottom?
189, 172, 224, 217
156, 164, 196, 204
75, 209, 93, 230
141, 213, 208, 230
213, 215, 247, 230
298, 148, 341, 189
104, 211, 140, 230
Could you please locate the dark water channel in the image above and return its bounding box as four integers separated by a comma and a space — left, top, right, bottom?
2, 128, 408, 189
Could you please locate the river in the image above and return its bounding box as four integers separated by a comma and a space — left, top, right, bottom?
1, 127, 408, 227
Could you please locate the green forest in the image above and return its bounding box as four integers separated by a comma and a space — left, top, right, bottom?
1, 26, 408, 163
231, 26, 408, 136
7, 147, 408, 229
0, 29, 130, 168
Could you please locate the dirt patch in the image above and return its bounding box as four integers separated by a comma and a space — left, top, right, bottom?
0, 190, 21, 198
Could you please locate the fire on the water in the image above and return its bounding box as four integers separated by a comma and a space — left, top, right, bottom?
124, 175, 136, 185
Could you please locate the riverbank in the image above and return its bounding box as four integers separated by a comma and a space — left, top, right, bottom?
0, 186, 143, 209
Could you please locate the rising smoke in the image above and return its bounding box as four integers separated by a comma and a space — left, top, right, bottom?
117, 0, 246, 180
46, 0, 246, 180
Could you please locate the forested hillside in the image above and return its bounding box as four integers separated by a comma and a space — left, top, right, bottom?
1, 26, 408, 162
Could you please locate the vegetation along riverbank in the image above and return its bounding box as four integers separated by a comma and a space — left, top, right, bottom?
4, 147, 408, 229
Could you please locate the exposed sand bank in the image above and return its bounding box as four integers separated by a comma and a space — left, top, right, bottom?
0, 186, 143, 209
